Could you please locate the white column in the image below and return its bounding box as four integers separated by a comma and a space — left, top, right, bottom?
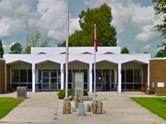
114, 69, 117, 90
5, 62, 7, 92
89, 64, 93, 93
61, 63, 64, 90
118, 63, 122, 93
32, 64, 36, 93
147, 63, 150, 91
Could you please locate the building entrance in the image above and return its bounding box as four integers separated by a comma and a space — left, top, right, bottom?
93, 69, 115, 91
39, 70, 60, 90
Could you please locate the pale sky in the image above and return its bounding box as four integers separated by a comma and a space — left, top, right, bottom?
0, 0, 164, 57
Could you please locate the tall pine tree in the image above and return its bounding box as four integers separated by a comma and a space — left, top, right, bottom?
0, 39, 4, 58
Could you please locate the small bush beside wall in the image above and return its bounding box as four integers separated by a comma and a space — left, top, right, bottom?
58, 89, 89, 99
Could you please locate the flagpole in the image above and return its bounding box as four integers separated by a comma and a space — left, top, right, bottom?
94, 24, 96, 102
65, 0, 69, 98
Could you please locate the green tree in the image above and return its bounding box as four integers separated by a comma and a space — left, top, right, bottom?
24, 31, 49, 53
153, 0, 166, 57
58, 3, 117, 47
24, 46, 31, 54
153, 0, 166, 37
28, 31, 41, 47
10, 43, 23, 54
0, 39, 4, 58
40, 41, 49, 47
155, 42, 166, 57
121, 47, 129, 54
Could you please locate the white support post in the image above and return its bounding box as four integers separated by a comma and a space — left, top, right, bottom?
61, 63, 64, 90
5, 62, 7, 92
89, 64, 92, 93
147, 63, 150, 91
118, 64, 122, 93
32, 64, 36, 93
114, 69, 117, 90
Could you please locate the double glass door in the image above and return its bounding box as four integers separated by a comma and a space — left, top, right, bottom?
93, 69, 115, 91
42, 71, 59, 90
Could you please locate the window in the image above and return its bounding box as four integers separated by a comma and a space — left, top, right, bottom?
134, 69, 142, 83
82, 52, 92, 54
12, 70, 19, 83
122, 69, 125, 83
104, 52, 113, 54
38, 52, 47, 54
11, 69, 32, 89
126, 69, 133, 82
111, 69, 114, 82
122, 69, 142, 91
28, 69, 32, 82
20, 69, 27, 82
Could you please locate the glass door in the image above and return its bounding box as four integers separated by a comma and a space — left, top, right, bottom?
95, 69, 111, 91
50, 71, 58, 89
42, 71, 49, 89
41, 70, 59, 90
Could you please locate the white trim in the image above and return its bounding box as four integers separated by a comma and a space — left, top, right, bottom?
89, 64, 92, 92
60, 64, 64, 89
118, 64, 122, 93
32, 64, 36, 93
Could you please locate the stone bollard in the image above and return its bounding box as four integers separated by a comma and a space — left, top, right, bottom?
91, 100, 103, 114
72, 107, 77, 112
17, 87, 27, 98
97, 101, 103, 114
86, 103, 91, 112
75, 95, 80, 109
75, 89, 83, 108
91, 101, 98, 114
63, 98, 71, 114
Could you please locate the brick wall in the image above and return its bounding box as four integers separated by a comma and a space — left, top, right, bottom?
0, 60, 5, 93
150, 60, 166, 94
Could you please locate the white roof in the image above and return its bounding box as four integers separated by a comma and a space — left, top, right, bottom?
150, 58, 166, 61
31, 47, 121, 55
4, 47, 151, 65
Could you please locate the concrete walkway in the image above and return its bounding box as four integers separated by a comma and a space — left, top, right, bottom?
0, 92, 59, 124
0, 92, 166, 124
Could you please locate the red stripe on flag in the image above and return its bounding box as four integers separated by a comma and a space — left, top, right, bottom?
94, 31, 98, 52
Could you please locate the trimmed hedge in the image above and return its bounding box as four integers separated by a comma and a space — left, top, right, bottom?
58, 89, 89, 99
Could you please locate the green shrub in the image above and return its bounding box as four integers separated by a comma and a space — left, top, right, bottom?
58, 89, 89, 99
68, 89, 73, 96
58, 89, 73, 99
58, 90, 65, 99
84, 90, 88, 96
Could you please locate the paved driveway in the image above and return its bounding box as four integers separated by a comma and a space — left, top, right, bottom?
0, 92, 166, 124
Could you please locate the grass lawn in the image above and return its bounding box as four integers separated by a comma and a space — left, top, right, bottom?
0, 97, 24, 119
157, 94, 166, 96
131, 97, 166, 120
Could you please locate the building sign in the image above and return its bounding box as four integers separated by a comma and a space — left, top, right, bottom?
74, 72, 84, 89
157, 82, 165, 88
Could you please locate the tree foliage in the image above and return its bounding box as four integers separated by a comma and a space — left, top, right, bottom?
27, 31, 41, 47
153, 0, 166, 37
153, 0, 166, 57
58, 3, 117, 47
156, 42, 166, 57
121, 47, 129, 54
10, 43, 23, 54
40, 41, 49, 47
25, 31, 49, 54
0, 39, 4, 58
24, 46, 31, 54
